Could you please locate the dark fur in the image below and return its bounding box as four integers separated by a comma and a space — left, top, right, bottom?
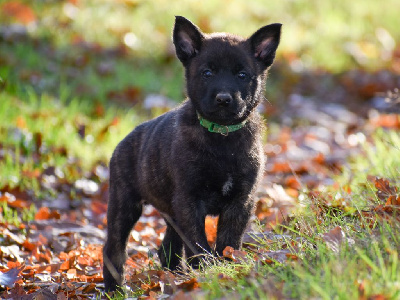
103, 16, 281, 291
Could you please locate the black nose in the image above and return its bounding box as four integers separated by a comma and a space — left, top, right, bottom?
216, 93, 232, 106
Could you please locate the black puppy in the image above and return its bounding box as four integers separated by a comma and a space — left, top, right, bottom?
103, 16, 281, 291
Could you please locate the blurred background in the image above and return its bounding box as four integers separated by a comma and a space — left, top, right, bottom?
0, 0, 400, 188
1, 0, 400, 101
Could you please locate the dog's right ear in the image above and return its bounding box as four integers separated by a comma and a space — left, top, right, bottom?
173, 16, 204, 65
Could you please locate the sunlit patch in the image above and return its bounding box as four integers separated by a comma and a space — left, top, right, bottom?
124, 32, 140, 50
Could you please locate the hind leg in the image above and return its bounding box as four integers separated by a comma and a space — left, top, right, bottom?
103, 150, 143, 292
103, 190, 142, 292
158, 223, 183, 270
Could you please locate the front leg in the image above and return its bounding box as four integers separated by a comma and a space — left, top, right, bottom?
172, 195, 212, 268
215, 198, 254, 256
158, 223, 183, 270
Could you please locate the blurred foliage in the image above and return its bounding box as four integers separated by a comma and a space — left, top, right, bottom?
1, 0, 399, 72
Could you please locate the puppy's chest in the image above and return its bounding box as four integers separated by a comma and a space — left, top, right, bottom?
221, 174, 234, 196
202, 164, 248, 198
199, 148, 258, 196
202, 171, 244, 214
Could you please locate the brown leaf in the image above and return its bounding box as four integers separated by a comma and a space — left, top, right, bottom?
0, 192, 30, 209
91, 200, 107, 216
141, 281, 161, 294
217, 273, 233, 281
107, 86, 141, 105
177, 278, 200, 292
222, 246, 234, 258
29, 288, 57, 300
322, 226, 344, 253
385, 195, 400, 206
160, 271, 177, 295
222, 246, 248, 263
358, 279, 366, 300
0, 265, 24, 287
373, 177, 398, 201
2, 282, 26, 298
256, 249, 292, 264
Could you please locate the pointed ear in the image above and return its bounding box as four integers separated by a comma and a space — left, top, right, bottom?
173, 16, 204, 65
249, 23, 282, 68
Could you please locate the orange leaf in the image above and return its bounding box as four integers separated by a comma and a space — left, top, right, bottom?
22, 240, 36, 251
270, 161, 291, 173
284, 175, 301, 189
368, 295, 389, 300
34, 207, 60, 220
22, 169, 41, 179
177, 278, 200, 291
222, 246, 234, 259
0, 193, 30, 209
262, 258, 274, 265
285, 253, 299, 261
370, 113, 400, 129
141, 281, 160, 293
1, 1, 36, 24
60, 259, 70, 271
222, 246, 247, 262
91, 200, 107, 216
34, 207, 50, 220
66, 268, 77, 279
205, 216, 218, 246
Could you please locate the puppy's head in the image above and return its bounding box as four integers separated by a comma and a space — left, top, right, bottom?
173, 16, 281, 125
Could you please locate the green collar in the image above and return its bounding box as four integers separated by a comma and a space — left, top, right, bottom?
197, 113, 247, 136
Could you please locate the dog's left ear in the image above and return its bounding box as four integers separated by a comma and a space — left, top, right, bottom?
173, 16, 204, 65
249, 23, 282, 69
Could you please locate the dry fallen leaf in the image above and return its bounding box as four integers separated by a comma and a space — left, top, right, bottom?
222, 246, 248, 263
0, 265, 24, 288
177, 278, 200, 292
322, 226, 345, 253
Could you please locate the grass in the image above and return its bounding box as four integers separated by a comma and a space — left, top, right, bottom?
0, 201, 36, 226
0, 34, 185, 103
186, 210, 400, 299
0, 89, 147, 194
338, 129, 400, 200
154, 129, 400, 299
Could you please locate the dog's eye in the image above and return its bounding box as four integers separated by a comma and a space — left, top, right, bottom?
202, 70, 213, 78
237, 71, 248, 80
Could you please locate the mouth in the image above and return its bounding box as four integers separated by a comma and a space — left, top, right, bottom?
201, 106, 246, 125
